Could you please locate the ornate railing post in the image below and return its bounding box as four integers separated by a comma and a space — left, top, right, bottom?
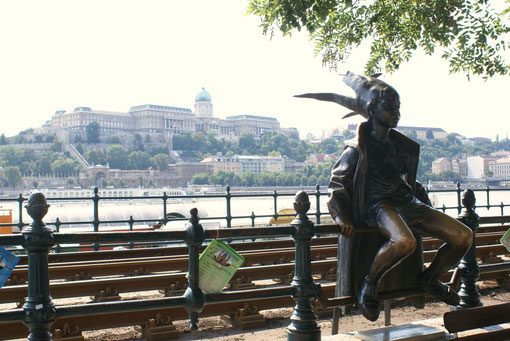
92, 187, 100, 251
225, 186, 232, 228
456, 189, 482, 309
23, 192, 56, 340
456, 182, 462, 214
184, 208, 205, 332
287, 191, 320, 341
315, 185, 321, 225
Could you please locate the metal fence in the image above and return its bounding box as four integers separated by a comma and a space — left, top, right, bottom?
0, 190, 333, 341
0, 187, 508, 340
1, 184, 510, 251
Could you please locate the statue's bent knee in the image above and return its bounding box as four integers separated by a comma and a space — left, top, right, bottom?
394, 236, 417, 258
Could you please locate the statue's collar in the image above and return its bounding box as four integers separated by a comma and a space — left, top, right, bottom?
346, 121, 419, 155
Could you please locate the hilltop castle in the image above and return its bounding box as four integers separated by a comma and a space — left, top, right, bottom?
37, 88, 298, 148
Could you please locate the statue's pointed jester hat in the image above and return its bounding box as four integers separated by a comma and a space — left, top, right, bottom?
294, 71, 396, 119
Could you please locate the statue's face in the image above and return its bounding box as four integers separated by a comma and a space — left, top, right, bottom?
372, 90, 400, 128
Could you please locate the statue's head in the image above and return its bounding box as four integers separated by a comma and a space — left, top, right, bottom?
294, 71, 400, 127
365, 81, 400, 128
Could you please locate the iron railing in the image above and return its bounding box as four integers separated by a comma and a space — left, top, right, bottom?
0, 183, 509, 252
0, 188, 508, 340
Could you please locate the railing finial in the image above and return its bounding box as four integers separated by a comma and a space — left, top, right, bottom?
293, 191, 310, 219
462, 189, 476, 212
25, 192, 50, 222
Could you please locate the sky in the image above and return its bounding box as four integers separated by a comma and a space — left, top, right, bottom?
1, 0, 509, 140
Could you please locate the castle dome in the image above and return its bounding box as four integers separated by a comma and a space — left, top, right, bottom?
195, 87, 211, 102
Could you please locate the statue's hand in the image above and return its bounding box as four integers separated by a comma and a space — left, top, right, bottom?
334, 216, 354, 238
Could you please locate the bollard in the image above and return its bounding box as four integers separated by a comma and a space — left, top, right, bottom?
456, 189, 482, 309
184, 208, 205, 332
23, 192, 56, 340
287, 191, 320, 341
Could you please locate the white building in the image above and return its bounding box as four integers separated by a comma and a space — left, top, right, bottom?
489, 157, 510, 178
398, 126, 448, 140
467, 156, 485, 179
466, 156, 499, 179
237, 155, 284, 174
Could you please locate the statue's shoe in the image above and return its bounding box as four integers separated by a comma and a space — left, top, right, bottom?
417, 273, 460, 306
357, 276, 380, 322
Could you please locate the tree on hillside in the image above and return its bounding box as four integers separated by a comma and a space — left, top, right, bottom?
446, 134, 461, 146
5, 166, 22, 189
52, 157, 80, 176
0, 134, 7, 145
86, 122, 100, 143
248, 1, 510, 78
133, 134, 145, 152
51, 141, 62, 152
75, 142, 84, 154
85, 150, 107, 165
173, 132, 195, 151
239, 132, 258, 154
36, 156, 53, 175
0, 146, 22, 167
150, 153, 170, 170
128, 151, 151, 170
107, 145, 128, 169
106, 135, 121, 144
426, 129, 435, 140
191, 173, 210, 185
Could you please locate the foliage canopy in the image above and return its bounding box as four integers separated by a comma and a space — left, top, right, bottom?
248, 0, 510, 78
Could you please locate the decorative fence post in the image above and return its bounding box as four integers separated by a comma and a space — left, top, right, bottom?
287, 191, 320, 341
92, 187, 100, 251
315, 185, 321, 225
225, 186, 232, 228
184, 208, 205, 332
456, 189, 482, 309
23, 192, 56, 340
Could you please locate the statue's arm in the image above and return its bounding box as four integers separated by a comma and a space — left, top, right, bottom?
328, 147, 358, 238
415, 181, 432, 206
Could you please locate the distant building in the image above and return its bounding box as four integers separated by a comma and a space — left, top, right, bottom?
237, 155, 284, 174
466, 155, 499, 179
200, 155, 242, 174
451, 159, 467, 176
397, 126, 448, 140
489, 157, 510, 178
431, 157, 467, 175
471, 137, 492, 144
41, 88, 297, 146
169, 162, 211, 187
432, 158, 451, 174
306, 154, 337, 164
200, 154, 285, 174
282, 157, 306, 173
490, 150, 510, 158
347, 124, 447, 140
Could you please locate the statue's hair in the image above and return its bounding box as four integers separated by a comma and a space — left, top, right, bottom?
294, 71, 399, 120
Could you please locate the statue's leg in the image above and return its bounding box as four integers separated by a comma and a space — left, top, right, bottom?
368, 205, 417, 288
358, 205, 416, 321
410, 207, 472, 305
